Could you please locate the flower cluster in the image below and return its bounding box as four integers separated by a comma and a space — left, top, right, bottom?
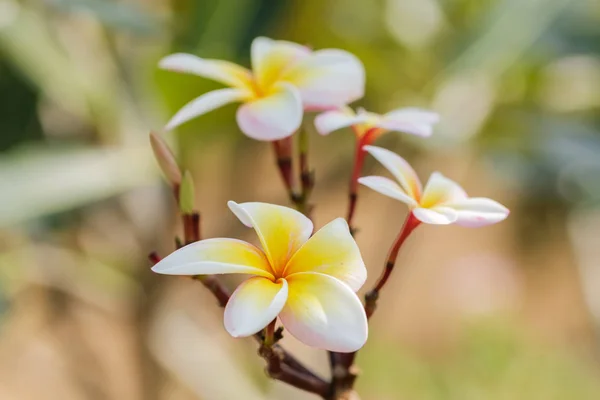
152, 36, 510, 397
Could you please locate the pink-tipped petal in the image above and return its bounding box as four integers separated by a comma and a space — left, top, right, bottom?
314, 107, 367, 135
165, 88, 248, 131
159, 53, 253, 89
363, 145, 422, 200
251, 37, 311, 91
379, 108, 439, 137
280, 272, 368, 352
446, 197, 509, 227
224, 277, 288, 337
358, 176, 418, 207
151, 238, 274, 279
236, 84, 303, 141
420, 172, 468, 208
228, 201, 313, 275
284, 218, 366, 291
282, 49, 365, 109
412, 207, 458, 225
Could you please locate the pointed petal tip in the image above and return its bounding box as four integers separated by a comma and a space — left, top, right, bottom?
227, 200, 253, 227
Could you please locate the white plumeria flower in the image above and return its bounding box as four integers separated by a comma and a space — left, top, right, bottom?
159, 37, 365, 141
152, 201, 368, 352
358, 146, 509, 226
315, 106, 439, 142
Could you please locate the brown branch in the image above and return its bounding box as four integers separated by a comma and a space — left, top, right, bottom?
259, 321, 330, 398
260, 343, 330, 398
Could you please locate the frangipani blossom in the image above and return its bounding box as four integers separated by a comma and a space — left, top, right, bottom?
152, 201, 368, 352
314, 106, 438, 228
159, 37, 364, 141
315, 106, 439, 142
358, 145, 509, 226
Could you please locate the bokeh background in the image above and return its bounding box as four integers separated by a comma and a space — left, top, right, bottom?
2, 0, 600, 399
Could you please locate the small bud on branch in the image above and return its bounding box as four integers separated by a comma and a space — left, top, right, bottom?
149, 131, 182, 186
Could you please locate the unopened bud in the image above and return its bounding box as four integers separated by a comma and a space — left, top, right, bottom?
179, 170, 195, 214
150, 131, 182, 186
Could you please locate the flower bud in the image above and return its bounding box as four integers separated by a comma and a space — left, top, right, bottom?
150, 131, 182, 186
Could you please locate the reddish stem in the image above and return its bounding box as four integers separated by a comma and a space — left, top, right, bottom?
346, 143, 366, 230
365, 211, 421, 317
183, 212, 201, 245
346, 128, 379, 233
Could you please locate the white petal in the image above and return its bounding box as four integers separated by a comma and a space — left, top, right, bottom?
279, 272, 368, 352
251, 37, 311, 91
151, 238, 274, 279
166, 88, 248, 130
284, 218, 366, 291
379, 108, 439, 137
282, 49, 365, 109
313, 107, 366, 135
420, 172, 468, 208
159, 53, 253, 89
228, 201, 313, 275
446, 197, 509, 227
224, 277, 288, 337
358, 176, 418, 207
363, 145, 422, 199
412, 207, 458, 225
236, 83, 303, 141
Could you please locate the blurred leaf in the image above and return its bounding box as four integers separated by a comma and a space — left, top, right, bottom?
442, 0, 576, 79
48, 0, 161, 35
0, 4, 122, 138
0, 145, 158, 227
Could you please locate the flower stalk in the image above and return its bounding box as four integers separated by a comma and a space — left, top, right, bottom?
364, 211, 420, 318
297, 126, 315, 217
272, 137, 298, 201
346, 128, 378, 233
272, 130, 315, 220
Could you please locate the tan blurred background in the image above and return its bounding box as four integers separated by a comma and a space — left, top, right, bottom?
2, 0, 600, 399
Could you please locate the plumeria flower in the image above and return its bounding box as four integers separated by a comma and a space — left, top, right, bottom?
152, 201, 368, 352
159, 37, 365, 141
314, 106, 439, 227
358, 145, 509, 226
315, 106, 439, 142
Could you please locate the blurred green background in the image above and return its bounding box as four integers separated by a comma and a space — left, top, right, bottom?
2, 0, 600, 399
